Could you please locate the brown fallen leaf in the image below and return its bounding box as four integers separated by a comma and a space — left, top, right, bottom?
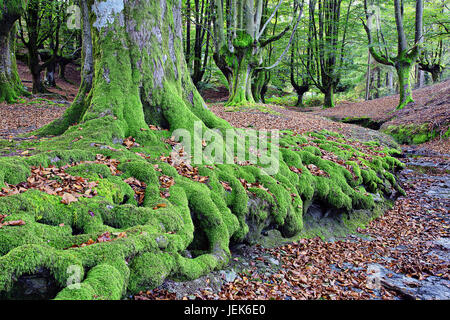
0, 219, 26, 228
61, 193, 78, 205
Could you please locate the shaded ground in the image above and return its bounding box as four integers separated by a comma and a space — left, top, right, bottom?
16, 60, 81, 100
200, 86, 230, 103
0, 61, 79, 140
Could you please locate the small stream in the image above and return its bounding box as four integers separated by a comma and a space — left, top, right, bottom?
377, 146, 450, 300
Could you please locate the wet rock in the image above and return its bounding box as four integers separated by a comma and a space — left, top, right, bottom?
220, 269, 237, 283
370, 259, 450, 300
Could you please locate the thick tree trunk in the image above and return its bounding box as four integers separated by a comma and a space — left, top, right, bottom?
365, 51, 371, 101
58, 61, 67, 81
294, 85, 309, 108
45, 64, 56, 87
0, 7, 28, 103
0, 1, 407, 301
28, 47, 46, 93
41, 49, 57, 87
225, 51, 255, 106
395, 58, 414, 109
420, 63, 443, 83
323, 85, 335, 109
431, 69, 441, 83
252, 69, 269, 104
43, 0, 229, 137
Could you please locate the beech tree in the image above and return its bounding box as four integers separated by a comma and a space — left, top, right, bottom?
17, 0, 63, 93
0, 0, 28, 103
363, 0, 424, 109
289, 4, 316, 108
211, 0, 304, 106
418, 0, 448, 83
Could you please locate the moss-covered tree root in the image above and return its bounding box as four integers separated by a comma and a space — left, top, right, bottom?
0, 126, 405, 300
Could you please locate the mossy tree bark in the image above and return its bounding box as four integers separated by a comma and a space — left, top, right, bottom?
252, 68, 270, 104
0, 0, 28, 103
0, 0, 409, 300
395, 57, 414, 109
212, 0, 303, 106
42, 0, 229, 137
82, 0, 228, 134
363, 0, 423, 110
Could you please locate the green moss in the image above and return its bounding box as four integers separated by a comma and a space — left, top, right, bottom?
127, 252, 175, 293
0, 124, 405, 299
55, 264, 124, 300
232, 31, 254, 49
65, 163, 112, 180
0, 158, 30, 185
383, 123, 444, 145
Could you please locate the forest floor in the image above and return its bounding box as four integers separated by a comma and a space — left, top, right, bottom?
0, 65, 449, 300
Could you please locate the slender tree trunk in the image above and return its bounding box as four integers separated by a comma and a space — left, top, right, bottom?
323, 85, 335, 109
365, 51, 371, 101
191, 0, 210, 86
375, 67, 381, 98
387, 70, 394, 93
